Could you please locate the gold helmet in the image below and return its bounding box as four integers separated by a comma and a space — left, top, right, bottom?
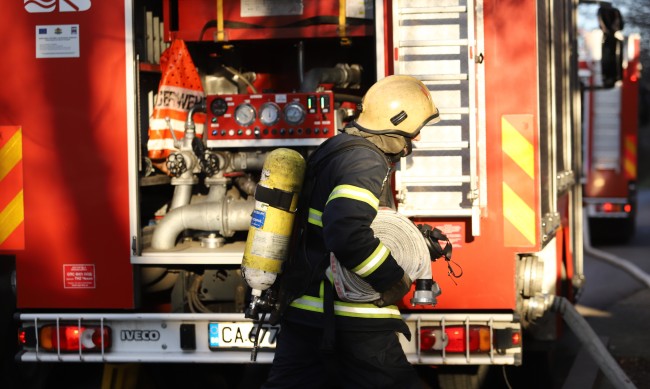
351, 75, 440, 138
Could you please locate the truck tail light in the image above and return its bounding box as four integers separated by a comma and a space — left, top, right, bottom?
597, 202, 632, 214
18, 325, 111, 352
420, 326, 520, 353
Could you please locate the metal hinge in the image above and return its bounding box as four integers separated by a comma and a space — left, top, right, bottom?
556, 170, 575, 193
541, 213, 560, 243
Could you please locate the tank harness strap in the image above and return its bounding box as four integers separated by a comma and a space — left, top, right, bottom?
321, 279, 336, 354
254, 185, 294, 212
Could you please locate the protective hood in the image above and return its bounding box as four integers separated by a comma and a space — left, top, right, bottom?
343, 126, 407, 156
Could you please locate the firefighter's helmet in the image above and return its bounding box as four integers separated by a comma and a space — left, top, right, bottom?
351, 75, 440, 138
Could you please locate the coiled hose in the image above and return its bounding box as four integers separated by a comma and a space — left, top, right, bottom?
327, 209, 433, 302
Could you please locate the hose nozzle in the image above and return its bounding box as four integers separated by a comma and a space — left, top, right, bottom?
410, 278, 442, 306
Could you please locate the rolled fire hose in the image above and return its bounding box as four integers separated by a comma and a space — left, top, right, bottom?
327, 208, 435, 303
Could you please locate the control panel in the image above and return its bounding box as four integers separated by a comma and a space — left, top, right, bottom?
205, 92, 336, 148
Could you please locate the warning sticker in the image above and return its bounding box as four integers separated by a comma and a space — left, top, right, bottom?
63, 264, 96, 289
250, 230, 290, 261
437, 223, 464, 249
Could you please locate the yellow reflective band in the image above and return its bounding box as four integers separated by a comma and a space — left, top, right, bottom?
0, 128, 22, 181
502, 117, 534, 179
290, 295, 324, 313
624, 136, 637, 178
308, 208, 323, 227
289, 295, 401, 318
351, 242, 389, 277
0, 190, 24, 245
327, 184, 379, 210
502, 182, 536, 245
334, 301, 402, 319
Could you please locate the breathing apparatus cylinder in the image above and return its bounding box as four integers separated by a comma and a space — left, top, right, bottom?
241, 148, 306, 309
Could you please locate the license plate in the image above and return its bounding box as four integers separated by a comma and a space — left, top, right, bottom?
208, 322, 280, 349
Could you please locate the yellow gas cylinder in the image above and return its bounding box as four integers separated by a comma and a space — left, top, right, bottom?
241, 148, 306, 296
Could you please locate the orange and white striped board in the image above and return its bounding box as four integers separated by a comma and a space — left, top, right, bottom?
501, 115, 537, 248
0, 126, 24, 250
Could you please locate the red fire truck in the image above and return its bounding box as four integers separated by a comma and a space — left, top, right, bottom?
0, 0, 628, 387
580, 27, 641, 243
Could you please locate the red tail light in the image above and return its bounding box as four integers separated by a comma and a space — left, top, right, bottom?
35, 325, 111, 352
18, 329, 28, 345
420, 326, 520, 353
597, 203, 630, 213
602, 202, 614, 212
511, 331, 521, 346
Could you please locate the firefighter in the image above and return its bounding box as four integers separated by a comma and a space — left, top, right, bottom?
262, 75, 440, 389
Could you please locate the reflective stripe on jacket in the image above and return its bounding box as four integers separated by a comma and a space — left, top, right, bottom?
290, 281, 402, 320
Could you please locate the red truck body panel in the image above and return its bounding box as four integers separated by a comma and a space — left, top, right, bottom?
0, 2, 134, 309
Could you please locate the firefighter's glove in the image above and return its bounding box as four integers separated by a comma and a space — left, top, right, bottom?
373, 273, 412, 307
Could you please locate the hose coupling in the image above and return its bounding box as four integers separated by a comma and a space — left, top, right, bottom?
410, 278, 442, 306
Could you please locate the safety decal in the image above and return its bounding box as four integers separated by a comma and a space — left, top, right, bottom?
63, 264, 96, 289
0, 126, 25, 250
250, 230, 289, 264
251, 209, 266, 228
501, 115, 536, 247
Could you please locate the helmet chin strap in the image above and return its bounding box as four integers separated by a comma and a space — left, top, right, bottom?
387, 138, 413, 163
403, 138, 413, 156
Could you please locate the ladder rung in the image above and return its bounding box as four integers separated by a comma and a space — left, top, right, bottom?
437, 107, 471, 115
400, 6, 467, 14
398, 176, 471, 184
399, 209, 473, 217
400, 39, 469, 47
414, 141, 469, 150
413, 74, 468, 82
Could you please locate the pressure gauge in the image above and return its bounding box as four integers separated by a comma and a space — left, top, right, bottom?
210, 98, 228, 116
234, 103, 256, 126
259, 102, 281, 126
283, 101, 306, 126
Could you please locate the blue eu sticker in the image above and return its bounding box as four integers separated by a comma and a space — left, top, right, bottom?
208, 323, 220, 347
251, 209, 266, 228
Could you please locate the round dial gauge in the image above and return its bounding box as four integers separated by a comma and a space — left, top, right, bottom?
283, 101, 306, 126
210, 98, 228, 116
259, 102, 281, 126
234, 103, 256, 126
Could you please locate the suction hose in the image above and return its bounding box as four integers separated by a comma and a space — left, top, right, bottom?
571, 212, 649, 388
327, 209, 440, 305
551, 296, 635, 389
551, 212, 646, 389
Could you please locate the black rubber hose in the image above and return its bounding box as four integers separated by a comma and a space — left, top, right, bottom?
551, 296, 636, 389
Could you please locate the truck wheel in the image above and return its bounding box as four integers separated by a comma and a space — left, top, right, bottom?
436, 365, 489, 389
